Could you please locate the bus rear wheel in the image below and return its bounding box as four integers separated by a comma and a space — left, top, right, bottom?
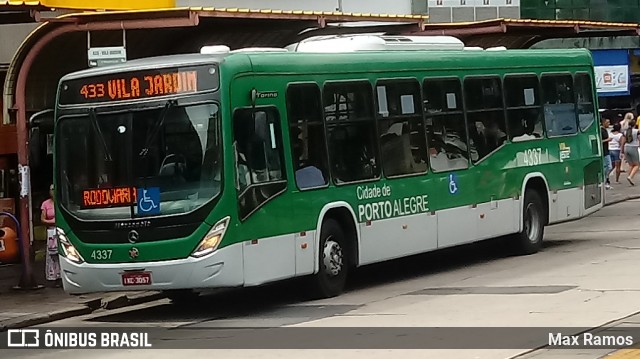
310, 218, 349, 298
511, 190, 545, 255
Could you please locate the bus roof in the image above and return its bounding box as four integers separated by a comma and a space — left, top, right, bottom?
59, 46, 594, 84
235, 48, 594, 75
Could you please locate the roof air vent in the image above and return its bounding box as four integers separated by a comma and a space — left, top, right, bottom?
200, 45, 231, 55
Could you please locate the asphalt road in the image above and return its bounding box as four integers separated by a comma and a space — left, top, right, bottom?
6, 200, 640, 359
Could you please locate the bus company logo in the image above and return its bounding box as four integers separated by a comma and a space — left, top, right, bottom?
115, 221, 151, 229
128, 230, 139, 244
256, 91, 278, 99
129, 247, 139, 259
7, 329, 40, 347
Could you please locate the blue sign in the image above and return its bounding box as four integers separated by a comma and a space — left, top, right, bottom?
137, 187, 160, 215
448, 173, 458, 195
591, 49, 630, 97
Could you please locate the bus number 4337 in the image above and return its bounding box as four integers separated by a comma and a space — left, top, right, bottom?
522, 148, 543, 166
90, 249, 112, 260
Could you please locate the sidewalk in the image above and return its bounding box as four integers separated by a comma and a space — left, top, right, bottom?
0, 260, 163, 331
1, 182, 639, 332
603, 179, 640, 205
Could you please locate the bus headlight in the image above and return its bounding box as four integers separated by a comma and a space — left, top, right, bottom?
56, 228, 84, 264
191, 216, 230, 258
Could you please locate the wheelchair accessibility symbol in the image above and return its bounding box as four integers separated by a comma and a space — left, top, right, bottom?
137, 187, 160, 215
448, 174, 458, 194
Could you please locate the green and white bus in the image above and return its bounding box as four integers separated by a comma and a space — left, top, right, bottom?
53, 35, 604, 299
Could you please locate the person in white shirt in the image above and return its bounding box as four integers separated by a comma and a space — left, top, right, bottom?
609, 123, 624, 184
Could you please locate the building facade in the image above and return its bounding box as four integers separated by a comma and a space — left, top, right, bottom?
417, 0, 520, 22
521, 0, 640, 23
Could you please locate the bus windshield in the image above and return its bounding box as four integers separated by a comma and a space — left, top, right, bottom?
57, 102, 221, 221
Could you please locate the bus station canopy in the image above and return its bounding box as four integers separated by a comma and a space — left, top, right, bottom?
5, 8, 640, 128
2, 7, 428, 124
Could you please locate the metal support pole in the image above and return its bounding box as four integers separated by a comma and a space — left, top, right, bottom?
14, 143, 39, 289
1, 211, 42, 290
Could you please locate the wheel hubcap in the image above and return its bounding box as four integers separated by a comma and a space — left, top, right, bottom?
322, 237, 343, 277
524, 203, 541, 243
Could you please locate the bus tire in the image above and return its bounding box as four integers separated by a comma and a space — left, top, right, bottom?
512, 190, 545, 255
311, 218, 349, 298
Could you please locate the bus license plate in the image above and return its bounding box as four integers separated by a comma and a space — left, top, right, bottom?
122, 272, 151, 286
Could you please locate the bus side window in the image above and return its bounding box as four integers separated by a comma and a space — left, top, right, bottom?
575, 73, 595, 131
504, 75, 544, 142
232, 107, 287, 220
375, 79, 428, 177
463, 76, 507, 162
323, 81, 380, 184
286, 83, 329, 189
423, 78, 469, 172
541, 74, 577, 137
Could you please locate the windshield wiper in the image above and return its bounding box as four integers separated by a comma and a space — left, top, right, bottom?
89, 108, 112, 161
139, 100, 176, 158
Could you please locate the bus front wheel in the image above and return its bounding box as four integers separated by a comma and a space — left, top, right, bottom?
311, 218, 349, 298
512, 190, 545, 255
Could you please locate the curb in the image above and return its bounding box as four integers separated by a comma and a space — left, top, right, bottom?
0, 291, 164, 331
100, 291, 166, 310
604, 194, 640, 207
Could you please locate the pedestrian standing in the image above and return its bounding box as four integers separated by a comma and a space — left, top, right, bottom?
620, 113, 634, 172
601, 118, 612, 189
41, 184, 61, 287
609, 123, 624, 184
622, 120, 640, 186
621, 113, 634, 132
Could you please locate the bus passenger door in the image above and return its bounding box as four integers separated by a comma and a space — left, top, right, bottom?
232, 106, 294, 286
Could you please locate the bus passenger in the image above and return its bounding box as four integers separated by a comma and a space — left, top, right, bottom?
429, 145, 448, 171
293, 138, 325, 189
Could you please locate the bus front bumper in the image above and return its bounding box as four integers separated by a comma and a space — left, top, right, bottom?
59, 243, 244, 294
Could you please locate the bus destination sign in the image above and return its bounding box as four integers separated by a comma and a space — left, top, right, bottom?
82, 186, 137, 209
59, 65, 219, 105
